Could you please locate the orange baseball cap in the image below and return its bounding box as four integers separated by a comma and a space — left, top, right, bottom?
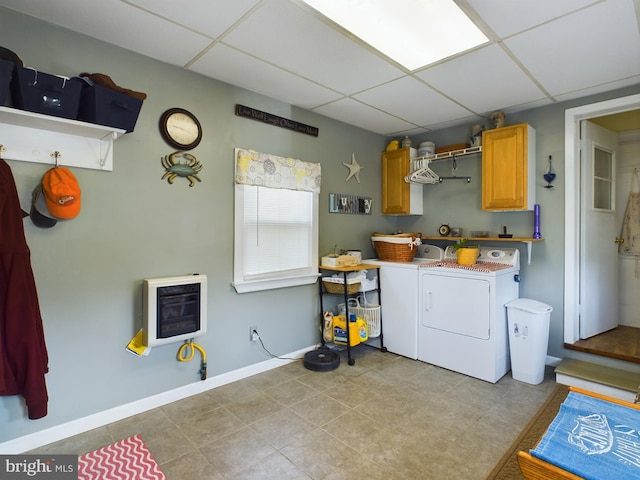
42, 167, 81, 219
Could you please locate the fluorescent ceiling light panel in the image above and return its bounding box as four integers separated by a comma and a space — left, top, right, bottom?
302, 0, 488, 71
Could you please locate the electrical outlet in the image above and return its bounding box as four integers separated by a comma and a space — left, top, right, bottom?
249, 325, 258, 341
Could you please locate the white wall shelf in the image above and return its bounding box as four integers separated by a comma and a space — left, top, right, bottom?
0, 106, 125, 171
406, 146, 481, 184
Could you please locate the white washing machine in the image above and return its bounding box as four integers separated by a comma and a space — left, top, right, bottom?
367, 244, 444, 359
417, 246, 520, 383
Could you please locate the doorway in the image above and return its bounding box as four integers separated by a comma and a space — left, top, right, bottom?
564, 94, 640, 346
579, 120, 619, 339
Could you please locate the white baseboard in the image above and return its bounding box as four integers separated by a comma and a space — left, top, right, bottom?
546, 355, 562, 367
1, 345, 317, 454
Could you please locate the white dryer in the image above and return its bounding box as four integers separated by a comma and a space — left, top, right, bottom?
417, 246, 520, 383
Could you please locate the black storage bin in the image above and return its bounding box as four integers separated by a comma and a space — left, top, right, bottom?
10, 66, 81, 119
0, 59, 12, 105
76, 84, 143, 132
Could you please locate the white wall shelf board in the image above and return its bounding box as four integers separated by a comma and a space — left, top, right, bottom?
407, 146, 482, 184
422, 236, 543, 265
0, 106, 125, 171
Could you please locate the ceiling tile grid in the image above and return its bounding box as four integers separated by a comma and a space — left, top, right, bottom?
503, 0, 640, 97
465, 0, 602, 38
220, 0, 406, 95
128, 0, 262, 40
414, 44, 549, 115
0, 0, 214, 67
353, 76, 474, 128
313, 97, 417, 135
191, 44, 343, 109
0, 0, 638, 136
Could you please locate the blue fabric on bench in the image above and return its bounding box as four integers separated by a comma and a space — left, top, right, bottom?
531, 391, 640, 479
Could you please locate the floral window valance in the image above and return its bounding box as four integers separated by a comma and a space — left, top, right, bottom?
235, 148, 321, 194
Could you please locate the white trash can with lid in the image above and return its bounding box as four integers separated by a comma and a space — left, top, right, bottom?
505, 298, 553, 385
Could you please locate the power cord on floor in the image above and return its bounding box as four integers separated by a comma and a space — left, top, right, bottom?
252, 329, 300, 361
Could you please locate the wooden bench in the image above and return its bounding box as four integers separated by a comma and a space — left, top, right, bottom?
517, 387, 640, 479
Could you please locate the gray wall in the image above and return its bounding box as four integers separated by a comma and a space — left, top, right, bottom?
0, 9, 392, 443
1, 7, 639, 446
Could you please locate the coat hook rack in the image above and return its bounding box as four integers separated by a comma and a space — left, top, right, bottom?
0, 106, 124, 171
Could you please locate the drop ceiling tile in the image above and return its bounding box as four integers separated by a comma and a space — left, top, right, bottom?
467, 0, 600, 38
497, 97, 555, 117
504, 0, 640, 96
553, 75, 640, 104
354, 76, 472, 127
416, 45, 546, 114
422, 114, 488, 133
313, 98, 416, 136
393, 127, 434, 137
128, 0, 261, 38
0, 0, 212, 67
221, 0, 404, 94
190, 44, 342, 109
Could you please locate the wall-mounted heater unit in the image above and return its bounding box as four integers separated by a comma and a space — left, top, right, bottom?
142, 274, 207, 347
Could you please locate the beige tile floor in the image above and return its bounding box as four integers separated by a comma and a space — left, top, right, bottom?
30, 347, 557, 479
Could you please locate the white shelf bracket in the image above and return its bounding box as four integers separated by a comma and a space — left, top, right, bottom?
100, 132, 116, 167
524, 241, 532, 265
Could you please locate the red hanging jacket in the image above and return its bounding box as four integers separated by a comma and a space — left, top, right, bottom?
0, 159, 49, 419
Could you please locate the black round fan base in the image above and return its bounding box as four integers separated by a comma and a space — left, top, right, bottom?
303, 347, 340, 372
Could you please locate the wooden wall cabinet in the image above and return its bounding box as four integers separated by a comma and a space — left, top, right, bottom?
382, 147, 423, 215
481, 123, 536, 211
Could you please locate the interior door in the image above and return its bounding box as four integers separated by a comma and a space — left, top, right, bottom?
579, 121, 619, 338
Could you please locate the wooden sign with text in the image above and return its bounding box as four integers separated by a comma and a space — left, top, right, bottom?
235, 104, 319, 137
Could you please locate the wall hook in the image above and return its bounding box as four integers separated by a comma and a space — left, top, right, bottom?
51, 151, 61, 167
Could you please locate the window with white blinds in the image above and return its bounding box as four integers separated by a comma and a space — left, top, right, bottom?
233, 184, 319, 293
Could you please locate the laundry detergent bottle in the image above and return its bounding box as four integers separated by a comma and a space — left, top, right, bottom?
333, 314, 369, 347
333, 314, 368, 346
354, 314, 368, 343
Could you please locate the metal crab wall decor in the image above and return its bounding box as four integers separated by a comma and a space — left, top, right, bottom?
161, 151, 202, 187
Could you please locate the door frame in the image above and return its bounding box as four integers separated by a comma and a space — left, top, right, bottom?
564, 93, 640, 344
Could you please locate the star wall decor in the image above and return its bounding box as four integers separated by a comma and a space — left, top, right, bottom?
343, 152, 363, 183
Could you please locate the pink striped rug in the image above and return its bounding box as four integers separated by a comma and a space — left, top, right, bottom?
78, 434, 167, 480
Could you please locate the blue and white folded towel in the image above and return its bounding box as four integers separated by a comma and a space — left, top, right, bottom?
532, 391, 640, 479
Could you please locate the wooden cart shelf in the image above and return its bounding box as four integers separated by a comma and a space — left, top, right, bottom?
318, 264, 384, 366
318, 263, 380, 272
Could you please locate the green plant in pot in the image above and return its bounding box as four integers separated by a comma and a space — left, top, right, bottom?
452, 237, 480, 265
327, 245, 348, 258
321, 245, 350, 267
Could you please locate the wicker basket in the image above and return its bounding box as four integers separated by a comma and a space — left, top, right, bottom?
348, 297, 381, 338
371, 232, 422, 262
322, 278, 361, 294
